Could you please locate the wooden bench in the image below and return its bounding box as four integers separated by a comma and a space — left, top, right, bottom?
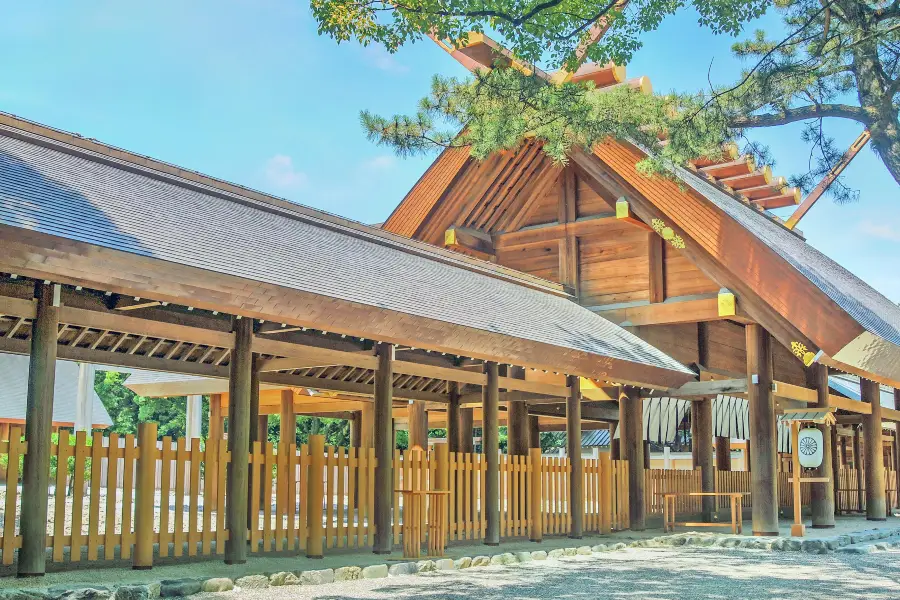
662, 492, 748, 535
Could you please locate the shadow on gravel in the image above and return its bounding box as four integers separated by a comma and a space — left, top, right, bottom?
315, 548, 900, 600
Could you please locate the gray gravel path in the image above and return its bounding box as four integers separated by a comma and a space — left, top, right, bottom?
198, 547, 900, 600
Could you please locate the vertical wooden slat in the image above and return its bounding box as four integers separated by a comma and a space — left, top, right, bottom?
87, 431, 104, 561
104, 433, 121, 560
2, 429, 22, 565
275, 443, 287, 551
215, 439, 227, 555
262, 441, 274, 552
188, 437, 202, 556
132, 424, 157, 569
336, 447, 346, 548
367, 447, 376, 547
120, 433, 136, 561
52, 431, 71, 562
250, 441, 262, 552
159, 437, 173, 558
202, 438, 215, 555
324, 446, 335, 549
173, 437, 187, 558
297, 444, 309, 552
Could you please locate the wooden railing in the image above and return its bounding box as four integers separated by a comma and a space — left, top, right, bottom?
0, 428, 640, 572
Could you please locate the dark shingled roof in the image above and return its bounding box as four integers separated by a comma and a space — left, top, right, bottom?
0, 125, 692, 376
676, 165, 900, 349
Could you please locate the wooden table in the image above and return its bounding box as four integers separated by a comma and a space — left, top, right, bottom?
396, 489, 451, 559
662, 492, 748, 534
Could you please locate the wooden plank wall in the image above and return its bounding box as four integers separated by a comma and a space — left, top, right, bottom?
579, 222, 650, 307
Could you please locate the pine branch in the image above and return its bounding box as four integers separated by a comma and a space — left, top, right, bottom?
730, 103, 872, 127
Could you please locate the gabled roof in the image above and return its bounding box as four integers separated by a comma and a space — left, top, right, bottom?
0, 112, 693, 387
0, 353, 112, 427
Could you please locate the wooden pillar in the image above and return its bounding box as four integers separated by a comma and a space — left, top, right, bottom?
483, 361, 500, 545
746, 324, 779, 536
447, 382, 461, 454
19, 282, 59, 576
528, 415, 540, 450
225, 316, 253, 564
894, 390, 900, 509
861, 378, 886, 520
373, 342, 394, 554
459, 407, 474, 454
696, 398, 715, 521
808, 364, 835, 528
256, 415, 268, 445
359, 403, 374, 449
507, 367, 530, 456
566, 375, 583, 538
408, 400, 428, 452
715, 437, 732, 471
690, 403, 700, 469
610, 438, 620, 460
349, 412, 360, 448
853, 427, 864, 511
621, 387, 645, 531
832, 428, 842, 515
279, 389, 296, 446
643, 440, 651, 469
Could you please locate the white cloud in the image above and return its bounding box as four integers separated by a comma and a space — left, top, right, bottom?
361, 44, 409, 74
263, 154, 308, 190
857, 220, 900, 242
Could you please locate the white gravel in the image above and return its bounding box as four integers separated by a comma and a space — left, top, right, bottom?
196, 546, 900, 600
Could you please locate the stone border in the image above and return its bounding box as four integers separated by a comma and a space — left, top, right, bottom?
8, 527, 900, 600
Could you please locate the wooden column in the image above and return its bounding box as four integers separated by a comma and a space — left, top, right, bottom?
894, 389, 900, 510
861, 378, 886, 520
408, 400, 428, 451
483, 361, 500, 545
808, 364, 835, 528
566, 375, 583, 538
715, 437, 732, 471
359, 403, 374, 449
373, 342, 394, 554
507, 367, 530, 456
19, 282, 59, 576
621, 388, 645, 531
696, 398, 715, 521
279, 389, 296, 446
853, 427, 864, 511
459, 407, 474, 454
745, 324, 779, 536
225, 316, 253, 564
690, 403, 700, 469
643, 440, 651, 469
349, 412, 360, 448
832, 428, 842, 515
447, 382, 461, 454
528, 415, 541, 450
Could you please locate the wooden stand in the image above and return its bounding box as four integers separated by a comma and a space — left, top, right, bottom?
397, 489, 450, 559
662, 492, 747, 534
784, 410, 836, 537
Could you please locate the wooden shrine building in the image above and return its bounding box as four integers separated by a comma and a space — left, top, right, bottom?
380, 34, 900, 537
0, 111, 695, 575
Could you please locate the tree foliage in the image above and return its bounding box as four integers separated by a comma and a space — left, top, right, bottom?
323, 0, 900, 202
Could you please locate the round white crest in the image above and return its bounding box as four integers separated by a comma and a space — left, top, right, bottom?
797, 427, 823, 468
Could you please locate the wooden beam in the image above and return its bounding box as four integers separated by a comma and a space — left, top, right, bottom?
260, 371, 446, 403
445, 226, 495, 260
225, 316, 252, 564
527, 402, 619, 422
647, 378, 747, 398
827, 394, 873, 415
772, 381, 817, 404
647, 233, 665, 304
492, 214, 615, 249
615, 198, 653, 231
594, 295, 753, 327
114, 297, 162, 311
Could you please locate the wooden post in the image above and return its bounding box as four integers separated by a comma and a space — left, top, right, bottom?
373, 343, 394, 554
483, 361, 500, 545
715, 437, 732, 471
566, 375, 583, 538
610, 438, 620, 460
695, 398, 715, 521
528, 447, 543, 542
790, 421, 805, 537
894, 389, 900, 510
408, 401, 428, 452
507, 367, 530, 456
349, 412, 360, 448
832, 428, 842, 515
18, 282, 59, 576
459, 408, 474, 454
447, 382, 461, 454
861, 378, 886, 520
690, 403, 699, 469
621, 387, 645, 531
279, 389, 296, 446
306, 433, 325, 557
746, 324, 779, 536
528, 415, 540, 450
808, 364, 835, 528
225, 316, 253, 564
853, 427, 864, 511
132, 421, 158, 569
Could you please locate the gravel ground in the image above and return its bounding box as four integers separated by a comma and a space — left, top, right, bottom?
196, 547, 900, 600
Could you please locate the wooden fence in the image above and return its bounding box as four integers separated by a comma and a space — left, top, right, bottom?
835, 467, 898, 513
0, 431, 631, 570
645, 469, 702, 515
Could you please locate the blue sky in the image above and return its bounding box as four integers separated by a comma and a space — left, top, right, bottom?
1, 1, 897, 301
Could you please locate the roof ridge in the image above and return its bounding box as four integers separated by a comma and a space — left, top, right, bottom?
0, 110, 570, 298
